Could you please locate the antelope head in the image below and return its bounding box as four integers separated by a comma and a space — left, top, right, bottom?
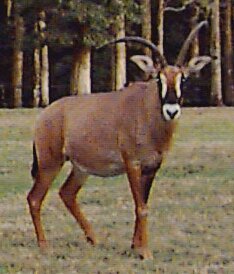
107, 21, 211, 121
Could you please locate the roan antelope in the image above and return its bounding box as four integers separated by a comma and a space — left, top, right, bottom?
28, 21, 211, 259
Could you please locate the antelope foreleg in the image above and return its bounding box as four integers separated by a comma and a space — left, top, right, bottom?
59, 169, 96, 245
125, 160, 155, 259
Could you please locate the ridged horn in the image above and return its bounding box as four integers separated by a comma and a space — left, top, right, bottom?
99, 36, 168, 67
175, 20, 208, 66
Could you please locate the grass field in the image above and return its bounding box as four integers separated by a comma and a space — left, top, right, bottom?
0, 107, 233, 273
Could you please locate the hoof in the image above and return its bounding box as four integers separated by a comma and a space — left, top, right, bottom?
38, 240, 48, 250
133, 246, 153, 260
86, 235, 97, 246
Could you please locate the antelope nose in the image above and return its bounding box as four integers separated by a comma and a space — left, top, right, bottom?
166, 109, 178, 119
162, 104, 181, 121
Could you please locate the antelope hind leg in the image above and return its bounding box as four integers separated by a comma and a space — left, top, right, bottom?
27, 167, 60, 248
59, 168, 96, 245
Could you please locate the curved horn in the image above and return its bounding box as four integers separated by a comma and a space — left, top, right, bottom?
176, 20, 208, 66
99, 36, 167, 67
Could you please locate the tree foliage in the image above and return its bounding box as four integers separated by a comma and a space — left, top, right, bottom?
16, 0, 141, 48
0, 0, 233, 106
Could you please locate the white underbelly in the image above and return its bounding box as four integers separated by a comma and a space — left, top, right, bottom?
72, 161, 125, 177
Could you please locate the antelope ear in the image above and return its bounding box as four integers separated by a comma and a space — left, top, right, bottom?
130, 55, 157, 76
185, 56, 211, 75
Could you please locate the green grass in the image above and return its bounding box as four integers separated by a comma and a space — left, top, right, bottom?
0, 109, 39, 197
0, 107, 234, 273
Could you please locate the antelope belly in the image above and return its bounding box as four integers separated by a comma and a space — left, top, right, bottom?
72, 160, 125, 177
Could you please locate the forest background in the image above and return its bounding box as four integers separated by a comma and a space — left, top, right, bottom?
0, 1, 234, 272
0, 0, 234, 108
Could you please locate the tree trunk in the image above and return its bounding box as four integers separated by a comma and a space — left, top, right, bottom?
210, 0, 223, 106
190, 3, 200, 78
141, 0, 152, 56
37, 11, 50, 107
157, 0, 164, 54
12, 15, 24, 108
70, 46, 91, 95
111, 44, 116, 91
12, 46, 23, 108
41, 45, 49, 106
223, 0, 234, 105
70, 48, 79, 95
0, 0, 12, 107
190, 3, 200, 58
5, 0, 12, 18
115, 14, 126, 90
33, 48, 41, 107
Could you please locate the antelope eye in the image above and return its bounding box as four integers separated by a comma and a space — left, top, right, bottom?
154, 72, 161, 82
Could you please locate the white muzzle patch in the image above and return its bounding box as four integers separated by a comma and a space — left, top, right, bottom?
162, 103, 181, 121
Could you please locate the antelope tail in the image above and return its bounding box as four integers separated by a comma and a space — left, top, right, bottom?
31, 142, 38, 178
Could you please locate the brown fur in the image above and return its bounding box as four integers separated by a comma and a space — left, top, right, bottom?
28, 26, 211, 258
33, 80, 175, 177
28, 79, 176, 259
